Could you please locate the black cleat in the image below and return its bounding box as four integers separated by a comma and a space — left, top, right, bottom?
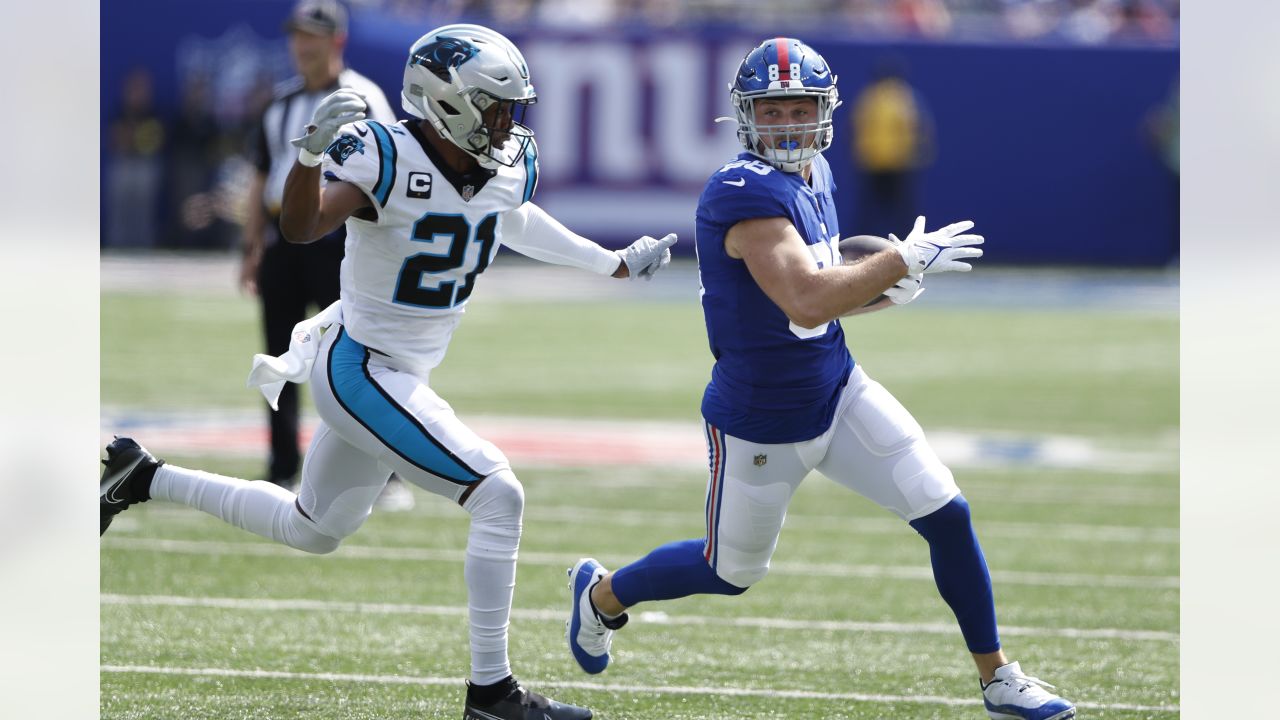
463, 676, 592, 720
100, 437, 163, 536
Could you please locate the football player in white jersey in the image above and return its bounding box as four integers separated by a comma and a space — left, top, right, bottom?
100, 24, 676, 720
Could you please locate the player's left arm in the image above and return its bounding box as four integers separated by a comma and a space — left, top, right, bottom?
841, 274, 924, 316
501, 202, 677, 280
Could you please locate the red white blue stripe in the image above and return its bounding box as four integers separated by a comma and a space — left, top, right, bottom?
703, 422, 727, 567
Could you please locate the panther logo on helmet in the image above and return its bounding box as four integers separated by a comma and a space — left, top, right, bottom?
324, 134, 365, 166
409, 36, 480, 82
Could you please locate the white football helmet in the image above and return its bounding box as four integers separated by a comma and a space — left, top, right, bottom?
401, 24, 536, 168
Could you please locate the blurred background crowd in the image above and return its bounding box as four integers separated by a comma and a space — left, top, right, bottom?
374, 0, 1180, 43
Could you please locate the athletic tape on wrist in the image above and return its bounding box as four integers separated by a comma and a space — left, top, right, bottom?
297, 148, 323, 167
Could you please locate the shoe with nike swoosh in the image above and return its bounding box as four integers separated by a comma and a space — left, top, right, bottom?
100, 437, 163, 535
463, 676, 591, 720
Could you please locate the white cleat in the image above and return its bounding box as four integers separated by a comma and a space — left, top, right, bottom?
565, 557, 627, 674
982, 662, 1076, 720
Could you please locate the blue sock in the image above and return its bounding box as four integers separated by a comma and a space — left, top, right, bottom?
610, 538, 748, 607
908, 495, 1001, 654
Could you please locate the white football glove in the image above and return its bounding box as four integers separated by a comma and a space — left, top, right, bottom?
290, 89, 368, 166
618, 233, 677, 281
884, 273, 925, 305
889, 216, 984, 274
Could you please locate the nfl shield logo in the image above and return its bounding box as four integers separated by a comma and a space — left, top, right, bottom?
461, 184, 475, 201
753, 454, 767, 466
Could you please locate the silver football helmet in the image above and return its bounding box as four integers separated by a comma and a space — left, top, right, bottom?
401, 24, 536, 168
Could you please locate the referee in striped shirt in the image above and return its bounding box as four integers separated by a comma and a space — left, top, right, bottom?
239, 0, 411, 508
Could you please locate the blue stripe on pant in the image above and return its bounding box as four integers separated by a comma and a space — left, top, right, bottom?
326, 328, 480, 486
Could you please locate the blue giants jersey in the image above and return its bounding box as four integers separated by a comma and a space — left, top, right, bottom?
695, 152, 854, 444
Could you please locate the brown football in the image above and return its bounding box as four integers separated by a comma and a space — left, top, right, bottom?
838, 235, 895, 307
838, 234, 895, 264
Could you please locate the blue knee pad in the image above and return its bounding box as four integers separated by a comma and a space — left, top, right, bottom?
611, 538, 748, 607
909, 495, 1001, 654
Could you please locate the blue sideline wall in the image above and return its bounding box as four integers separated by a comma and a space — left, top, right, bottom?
102, 1, 1178, 265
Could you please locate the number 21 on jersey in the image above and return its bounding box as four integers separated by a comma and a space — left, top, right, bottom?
394, 212, 498, 309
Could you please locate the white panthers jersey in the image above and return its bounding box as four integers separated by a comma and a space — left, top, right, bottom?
321, 119, 539, 377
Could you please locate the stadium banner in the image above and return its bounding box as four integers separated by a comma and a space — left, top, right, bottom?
103, 0, 1178, 265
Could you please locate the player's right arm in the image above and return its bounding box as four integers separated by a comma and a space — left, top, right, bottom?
279, 90, 372, 244
279, 163, 369, 244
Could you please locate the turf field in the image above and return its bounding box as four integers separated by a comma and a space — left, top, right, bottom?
100, 261, 1178, 719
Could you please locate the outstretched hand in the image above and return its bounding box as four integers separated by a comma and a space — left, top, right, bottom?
617, 233, 677, 280
890, 216, 984, 274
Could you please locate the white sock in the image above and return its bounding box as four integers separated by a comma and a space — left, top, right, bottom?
152, 464, 339, 554
462, 470, 524, 685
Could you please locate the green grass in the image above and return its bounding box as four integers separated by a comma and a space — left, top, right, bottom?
102, 292, 1177, 436
100, 285, 1179, 719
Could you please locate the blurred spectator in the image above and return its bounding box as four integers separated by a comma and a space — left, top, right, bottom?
1001, 0, 1063, 40
1145, 79, 1178, 261
837, 0, 900, 35
489, 0, 535, 24
240, 0, 413, 509
1117, 0, 1176, 40
167, 74, 238, 249
106, 67, 165, 248
535, 0, 618, 27
892, 0, 954, 36
616, 0, 686, 27
851, 56, 934, 238
1061, 0, 1124, 44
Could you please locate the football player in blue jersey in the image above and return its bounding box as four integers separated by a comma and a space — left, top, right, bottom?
566, 38, 1075, 720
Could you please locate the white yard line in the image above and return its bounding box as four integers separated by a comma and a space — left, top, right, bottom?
99, 663, 1180, 714
101, 593, 1179, 643
101, 537, 1179, 590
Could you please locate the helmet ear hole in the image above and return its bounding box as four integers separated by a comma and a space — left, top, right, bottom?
437, 100, 460, 116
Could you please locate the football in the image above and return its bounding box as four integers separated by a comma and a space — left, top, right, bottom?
838, 235, 896, 306
838, 234, 895, 264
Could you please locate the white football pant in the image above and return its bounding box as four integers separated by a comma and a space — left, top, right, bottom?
703, 364, 960, 588
153, 323, 521, 685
